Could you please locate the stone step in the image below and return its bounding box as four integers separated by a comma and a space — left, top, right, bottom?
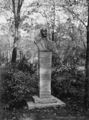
27, 96, 65, 110
33, 95, 65, 104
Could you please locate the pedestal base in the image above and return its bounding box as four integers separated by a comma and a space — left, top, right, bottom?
33, 95, 58, 104
27, 96, 65, 110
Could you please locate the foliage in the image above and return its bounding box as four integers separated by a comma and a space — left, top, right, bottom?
0, 0, 87, 64
52, 69, 85, 99
52, 49, 85, 99
0, 0, 88, 111
1, 61, 38, 109
51, 17, 86, 100
17, 56, 37, 74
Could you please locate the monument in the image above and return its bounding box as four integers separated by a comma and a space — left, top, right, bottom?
39, 51, 52, 99
28, 27, 65, 109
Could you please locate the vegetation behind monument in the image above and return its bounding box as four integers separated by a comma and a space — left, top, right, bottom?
0, 0, 88, 111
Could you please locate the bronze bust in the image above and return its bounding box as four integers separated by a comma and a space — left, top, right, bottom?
35, 28, 48, 51
35, 27, 58, 53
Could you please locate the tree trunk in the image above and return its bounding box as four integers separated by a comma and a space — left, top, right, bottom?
11, 0, 24, 64
11, 32, 18, 64
84, 0, 89, 111
11, 46, 17, 63
11, 15, 19, 64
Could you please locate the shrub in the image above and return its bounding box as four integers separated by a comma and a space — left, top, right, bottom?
17, 56, 37, 75
1, 63, 38, 109
52, 52, 85, 99
51, 67, 85, 99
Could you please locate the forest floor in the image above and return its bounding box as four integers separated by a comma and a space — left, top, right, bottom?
1, 96, 89, 120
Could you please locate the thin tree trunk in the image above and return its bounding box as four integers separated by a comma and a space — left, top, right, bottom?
11, 0, 23, 64
11, 8, 20, 63
11, 46, 17, 63
52, 0, 55, 41
11, 27, 18, 63
84, 0, 89, 111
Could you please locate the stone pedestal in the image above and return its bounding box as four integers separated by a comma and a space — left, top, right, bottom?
27, 51, 65, 109
39, 51, 52, 98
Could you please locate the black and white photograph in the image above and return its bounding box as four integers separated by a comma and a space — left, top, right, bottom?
0, 0, 89, 120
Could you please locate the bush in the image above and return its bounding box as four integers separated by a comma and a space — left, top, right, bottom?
17, 56, 37, 75
52, 67, 85, 99
52, 51, 85, 100
1, 62, 38, 109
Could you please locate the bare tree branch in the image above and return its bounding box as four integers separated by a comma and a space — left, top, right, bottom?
20, 0, 24, 8
12, 0, 15, 14
61, 5, 87, 28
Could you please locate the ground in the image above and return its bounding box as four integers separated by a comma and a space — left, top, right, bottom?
2, 106, 89, 120
0, 97, 89, 120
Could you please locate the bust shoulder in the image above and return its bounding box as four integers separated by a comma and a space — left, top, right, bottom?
35, 34, 41, 44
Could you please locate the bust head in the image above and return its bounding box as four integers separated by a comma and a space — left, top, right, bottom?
40, 28, 47, 38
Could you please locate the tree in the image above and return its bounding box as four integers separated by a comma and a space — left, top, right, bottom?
0, 0, 87, 65
0, 0, 25, 63
84, 0, 89, 111
11, 0, 24, 63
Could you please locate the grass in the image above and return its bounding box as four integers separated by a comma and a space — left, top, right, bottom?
1, 95, 89, 120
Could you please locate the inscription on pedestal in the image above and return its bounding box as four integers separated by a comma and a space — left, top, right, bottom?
39, 51, 52, 98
